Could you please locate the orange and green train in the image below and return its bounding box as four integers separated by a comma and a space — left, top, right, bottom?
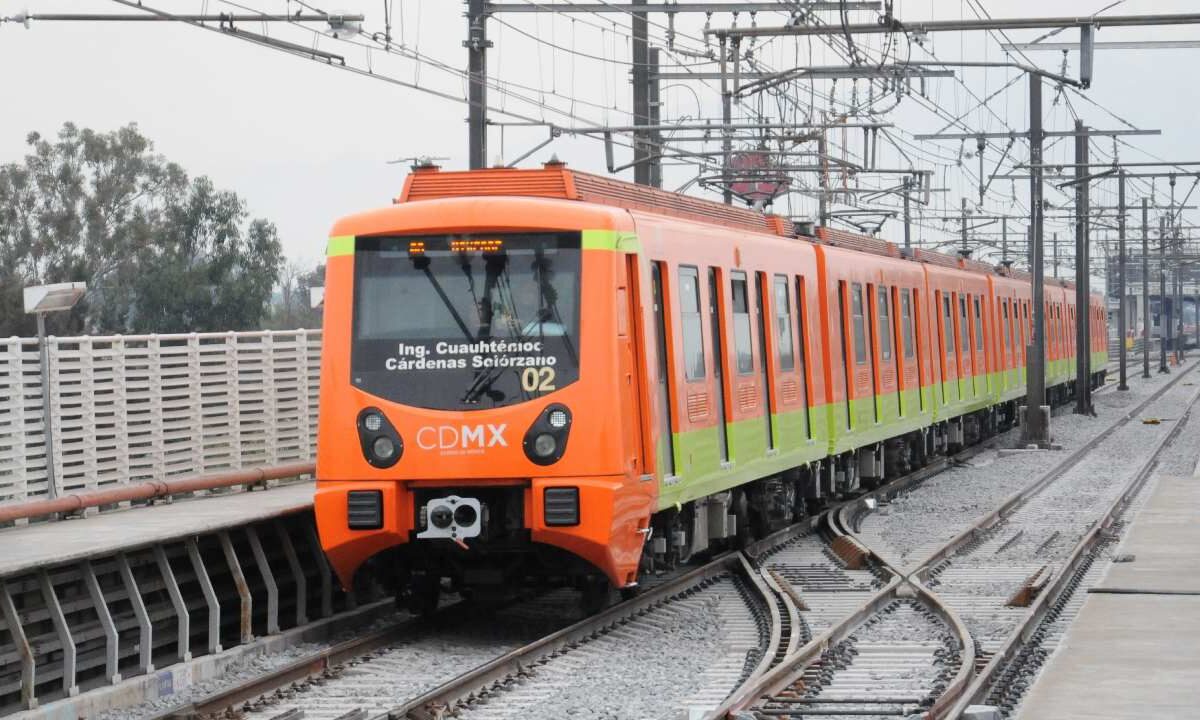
313, 163, 1108, 609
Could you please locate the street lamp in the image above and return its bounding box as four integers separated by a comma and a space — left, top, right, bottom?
24, 282, 86, 500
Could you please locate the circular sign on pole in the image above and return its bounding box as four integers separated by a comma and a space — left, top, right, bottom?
729, 152, 790, 204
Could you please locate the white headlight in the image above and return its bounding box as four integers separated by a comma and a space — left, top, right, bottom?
364, 413, 383, 432
372, 436, 396, 460
548, 410, 569, 429
533, 433, 557, 457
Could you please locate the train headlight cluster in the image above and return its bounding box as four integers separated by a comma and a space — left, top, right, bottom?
357, 407, 403, 468
523, 404, 572, 465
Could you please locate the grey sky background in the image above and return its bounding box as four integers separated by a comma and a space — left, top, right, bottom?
2, 0, 1198, 275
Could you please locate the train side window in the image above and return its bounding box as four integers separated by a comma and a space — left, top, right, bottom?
731, 272, 754, 375
795, 276, 812, 438
943, 293, 955, 359
851, 282, 867, 365
877, 285, 893, 361
678, 266, 705, 381
959, 295, 970, 359
974, 296, 984, 352
1002, 301, 1011, 360
773, 275, 795, 371
901, 289, 915, 359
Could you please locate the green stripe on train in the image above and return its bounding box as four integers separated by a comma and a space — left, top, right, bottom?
327, 235, 355, 257
582, 229, 640, 253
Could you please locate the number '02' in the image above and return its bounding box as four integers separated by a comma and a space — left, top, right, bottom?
521, 367, 556, 392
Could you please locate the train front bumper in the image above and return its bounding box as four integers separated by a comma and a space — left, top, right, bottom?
314, 475, 649, 590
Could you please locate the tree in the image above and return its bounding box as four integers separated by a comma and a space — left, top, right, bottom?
0, 122, 283, 336
267, 260, 325, 330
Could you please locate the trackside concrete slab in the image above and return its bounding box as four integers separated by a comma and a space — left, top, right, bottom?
0, 482, 315, 576
1017, 474, 1200, 719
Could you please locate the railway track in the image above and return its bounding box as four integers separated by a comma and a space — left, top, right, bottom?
139, 364, 1182, 720
716, 362, 1198, 719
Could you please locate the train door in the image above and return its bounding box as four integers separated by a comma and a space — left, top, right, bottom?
755, 273, 775, 450
866, 284, 883, 423
650, 262, 675, 478
973, 295, 986, 397
879, 285, 900, 418
840, 280, 859, 427
620, 255, 648, 476
939, 290, 956, 406
902, 288, 921, 414
794, 276, 812, 439
958, 294, 972, 399
707, 267, 730, 463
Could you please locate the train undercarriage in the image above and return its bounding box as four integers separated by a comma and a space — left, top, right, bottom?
379, 370, 1107, 615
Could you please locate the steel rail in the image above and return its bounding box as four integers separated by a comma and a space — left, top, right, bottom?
909, 360, 1197, 584
147, 606, 455, 720
382, 551, 753, 720
712, 453, 985, 718
944, 374, 1200, 718
714, 365, 1189, 718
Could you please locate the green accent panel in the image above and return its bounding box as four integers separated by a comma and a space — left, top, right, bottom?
582, 229, 640, 253
830, 389, 932, 454
657, 404, 832, 511
652, 347, 1117, 513
327, 235, 354, 257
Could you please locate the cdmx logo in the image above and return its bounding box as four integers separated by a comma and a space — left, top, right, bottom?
416, 423, 508, 451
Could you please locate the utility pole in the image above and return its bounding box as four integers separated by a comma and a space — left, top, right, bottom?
1117, 171, 1128, 390
1074, 120, 1092, 414
960, 197, 970, 256
466, 0, 491, 169
632, 0, 651, 186
647, 48, 662, 188
719, 35, 733, 205
1023, 74, 1050, 448
1053, 233, 1059, 278
1143, 197, 1152, 378
1002, 217, 1009, 264
1160, 214, 1170, 373
1174, 225, 1184, 362
903, 176, 913, 252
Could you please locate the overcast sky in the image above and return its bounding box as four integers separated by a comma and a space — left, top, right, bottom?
2, 0, 1198, 273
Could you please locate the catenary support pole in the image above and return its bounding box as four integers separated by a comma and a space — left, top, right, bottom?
466, 0, 490, 169
1117, 171, 1129, 390
1002, 217, 1009, 264
903, 176, 913, 252
632, 0, 651, 185
1160, 214, 1170, 373
1053, 232, 1059, 278
720, 36, 733, 205
647, 47, 662, 188
1074, 120, 1091, 414
1174, 225, 1184, 362
1023, 74, 1050, 447
1143, 198, 1152, 378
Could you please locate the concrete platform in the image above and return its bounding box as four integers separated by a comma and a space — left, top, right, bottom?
0, 481, 315, 576
1018, 473, 1200, 719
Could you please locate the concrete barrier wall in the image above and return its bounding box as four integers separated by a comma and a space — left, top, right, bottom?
0, 330, 322, 505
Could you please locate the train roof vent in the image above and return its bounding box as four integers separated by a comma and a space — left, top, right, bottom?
813, 227, 900, 257
912, 248, 963, 269
399, 165, 576, 202
397, 163, 795, 237
960, 258, 997, 274
998, 266, 1032, 281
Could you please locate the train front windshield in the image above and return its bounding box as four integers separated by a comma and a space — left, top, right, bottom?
352, 232, 581, 410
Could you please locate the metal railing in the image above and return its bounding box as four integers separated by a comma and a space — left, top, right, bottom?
0, 330, 321, 507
